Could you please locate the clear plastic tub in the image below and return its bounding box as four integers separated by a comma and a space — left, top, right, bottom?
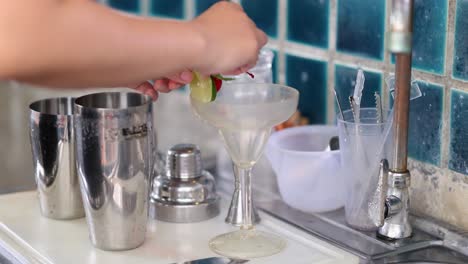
265, 126, 345, 213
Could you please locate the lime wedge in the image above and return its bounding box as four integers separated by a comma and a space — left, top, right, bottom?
190, 72, 216, 103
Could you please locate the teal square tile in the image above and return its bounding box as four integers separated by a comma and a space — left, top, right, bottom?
449, 89, 468, 175
407, 82, 443, 166
241, 0, 278, 38
334, 65, 382, 112
337, 0, 385, 60
109, 0, 140, 14
286, 54, 327, 124
287, 0, 329, 48
195, 0, 220, 15
453, 0, 468, 80
150, 0, 185, 19
410, 0, 447, 74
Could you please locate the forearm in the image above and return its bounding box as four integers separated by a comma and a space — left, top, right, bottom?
0, 0, 204, 88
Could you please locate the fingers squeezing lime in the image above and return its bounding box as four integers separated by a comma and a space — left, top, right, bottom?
189, 72, 252, 103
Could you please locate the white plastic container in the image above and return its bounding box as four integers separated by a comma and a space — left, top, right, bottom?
265, 126, 345, 213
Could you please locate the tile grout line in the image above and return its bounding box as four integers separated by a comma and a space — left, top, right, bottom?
334, 53, 387, 71
449, 78, 468, 89
326, 0, 337, 124
140, 0, 150, 16
334, 60, 388, 75
449, 80, 468, 91
283, 41, 387, 70
412, 71, 450, 86
277, 0, 287, 85
284, 43, 329, 61
440, 0, 457, 169
265, 40, 281, 51
185, 0, 195, 20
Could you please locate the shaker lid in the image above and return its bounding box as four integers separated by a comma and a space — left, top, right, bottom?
165, 144, 202, 179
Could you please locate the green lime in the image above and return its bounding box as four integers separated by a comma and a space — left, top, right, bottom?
190, 72, 216, 103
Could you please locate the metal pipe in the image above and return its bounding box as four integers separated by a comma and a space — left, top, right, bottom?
392, 54, 412, 171
388, 0, 414, 172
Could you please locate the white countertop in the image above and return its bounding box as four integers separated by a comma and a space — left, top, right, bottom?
0, 191, 358, 264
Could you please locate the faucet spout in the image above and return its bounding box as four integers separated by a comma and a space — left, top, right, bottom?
377, 0, 414, 240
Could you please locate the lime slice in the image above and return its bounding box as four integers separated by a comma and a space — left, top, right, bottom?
190, 72, 216, 103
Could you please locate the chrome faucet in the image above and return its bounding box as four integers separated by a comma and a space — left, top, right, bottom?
376, 0, 414, 240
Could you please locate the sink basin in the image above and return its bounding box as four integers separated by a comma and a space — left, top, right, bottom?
221, 165, 468, 264
0, 245, 19, 264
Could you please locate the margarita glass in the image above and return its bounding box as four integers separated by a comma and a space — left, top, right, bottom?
191, 83, 299, 259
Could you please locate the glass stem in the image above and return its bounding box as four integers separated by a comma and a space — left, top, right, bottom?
234, 165, 254, 229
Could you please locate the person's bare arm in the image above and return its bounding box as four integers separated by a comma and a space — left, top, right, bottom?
0, 1, 266, 90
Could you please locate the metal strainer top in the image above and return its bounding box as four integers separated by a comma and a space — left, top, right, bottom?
165, 144, 203, 180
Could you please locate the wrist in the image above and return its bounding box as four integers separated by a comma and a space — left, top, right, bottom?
186, 20, 209, 71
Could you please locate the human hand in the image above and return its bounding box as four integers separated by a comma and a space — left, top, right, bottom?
133, 1, 267, 100
132, 70, 193, 100
190, 1, 268, 76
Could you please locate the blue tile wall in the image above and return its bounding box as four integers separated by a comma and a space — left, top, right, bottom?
453, 0, 468, 80
287, 0, 329, 48
449, 89, 468, 175
150, 0, 184, 19
241, 0, 278, 38
108, 0, 140, 13
195, 0, 220, 16
410, 0, 447, 74
286, 55, 327, 124
408, 82, 443, 166
336, 0, 385, 60
334, 65, 382, 111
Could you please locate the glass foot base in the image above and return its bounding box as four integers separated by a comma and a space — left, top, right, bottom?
209, 229, 286, 259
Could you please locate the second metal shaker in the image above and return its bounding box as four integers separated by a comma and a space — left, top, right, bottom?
29, 97, 84, 220
74, 92, 154, 251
